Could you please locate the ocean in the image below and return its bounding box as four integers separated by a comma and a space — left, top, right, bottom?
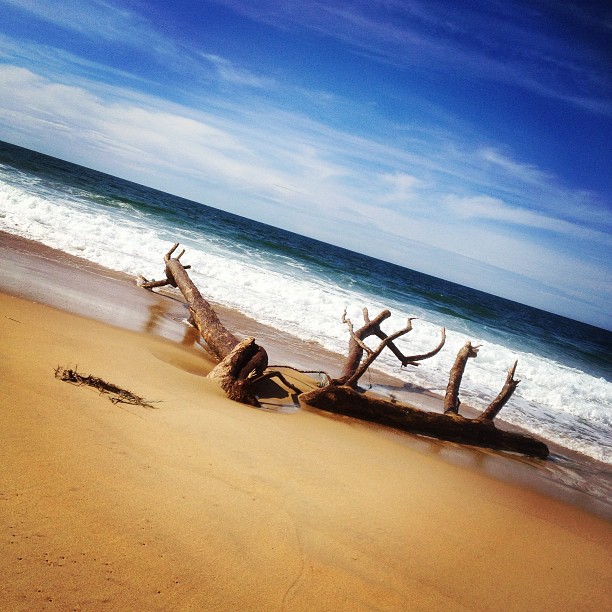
1, 139, 610, 465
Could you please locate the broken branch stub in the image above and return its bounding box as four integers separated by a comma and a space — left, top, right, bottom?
444, 341, 479, 415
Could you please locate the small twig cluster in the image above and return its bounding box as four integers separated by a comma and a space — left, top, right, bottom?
54, 366, 158, 409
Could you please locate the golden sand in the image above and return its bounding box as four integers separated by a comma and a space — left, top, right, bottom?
1, 290, 611, 611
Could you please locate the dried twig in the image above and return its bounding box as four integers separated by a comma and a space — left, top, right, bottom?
54, 366, 158, 409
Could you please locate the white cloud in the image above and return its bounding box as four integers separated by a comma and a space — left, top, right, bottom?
378, 172, 423, 204
479, 148, 552, 185
444, 194, 611, 244
0, 62, 609, 326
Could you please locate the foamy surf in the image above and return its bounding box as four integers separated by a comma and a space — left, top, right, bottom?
1, 146, 610, 463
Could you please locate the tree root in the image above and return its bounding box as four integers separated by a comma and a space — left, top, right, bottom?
54, 366, 158, 409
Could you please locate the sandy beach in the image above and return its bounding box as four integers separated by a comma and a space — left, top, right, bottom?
1, 233, 611, 611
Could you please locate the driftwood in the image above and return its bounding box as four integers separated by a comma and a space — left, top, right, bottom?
302, 308, 548, 457
480, 361, 521, 421
55, 366, 157, 408
140, 243, 549, 457
334, 308, 446, 387
299, 385, 548, 458
444, 341, 480, 414
142, 244, 263, 367
140, 244, 299, 406
206, 337, 302, 406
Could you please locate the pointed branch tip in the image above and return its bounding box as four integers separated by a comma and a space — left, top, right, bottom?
164, 242, 180, 262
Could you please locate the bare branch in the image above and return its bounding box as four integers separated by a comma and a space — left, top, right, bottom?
139, 277, 171, 290
369, 309, 392, 326
164, 242, 180, 262
344, 319, 415, 387
402, 328, 446, 366
342, 309, 374, 355
479, 361, 521, 421
372, 318, 416, 364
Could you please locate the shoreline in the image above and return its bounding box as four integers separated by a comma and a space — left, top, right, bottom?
1, 232, 611, 609
2, 229, 611, 518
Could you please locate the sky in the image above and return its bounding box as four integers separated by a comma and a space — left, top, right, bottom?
0, 0, 611, 329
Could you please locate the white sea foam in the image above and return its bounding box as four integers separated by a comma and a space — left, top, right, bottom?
1, 172, 611, 463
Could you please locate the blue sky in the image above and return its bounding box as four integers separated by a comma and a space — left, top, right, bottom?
0, 0, 610, 328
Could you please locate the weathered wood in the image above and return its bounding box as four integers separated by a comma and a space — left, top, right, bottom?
142, 244, 268, 404
394, 327, 446, 366
144, 243, 268, 375
335, 308, 392, 385
207, 338, 303, 406
344, 318, 415, 388
207, 337, 266, 406
479, 361, 520, 421
139, 277, 171, 289
334, 308, 446, 387
444, 341, 479, 414
139, 242, 550, 457
300, 385, 549, 458
164, 256, 240, 362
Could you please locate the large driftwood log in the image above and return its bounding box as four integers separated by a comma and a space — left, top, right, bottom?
300, 385, 548, 458
312, 321, 548, 457
142, 243, 265, 370
140, 242, 549, 457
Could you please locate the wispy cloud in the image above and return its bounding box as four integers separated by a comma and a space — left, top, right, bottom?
378, 172, 424, 204
201, 54, 277, 89
476, 147, 611, 229
3, 52, 606, 244
209, 0, 611, 114
479, 148, 552, 185
444, 194, 611, 244
0, 0, 224, 94
0, 33, 157, 90
1, 0, 159, 45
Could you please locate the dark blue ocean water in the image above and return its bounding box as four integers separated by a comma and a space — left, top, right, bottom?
1, 140, 610, 462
